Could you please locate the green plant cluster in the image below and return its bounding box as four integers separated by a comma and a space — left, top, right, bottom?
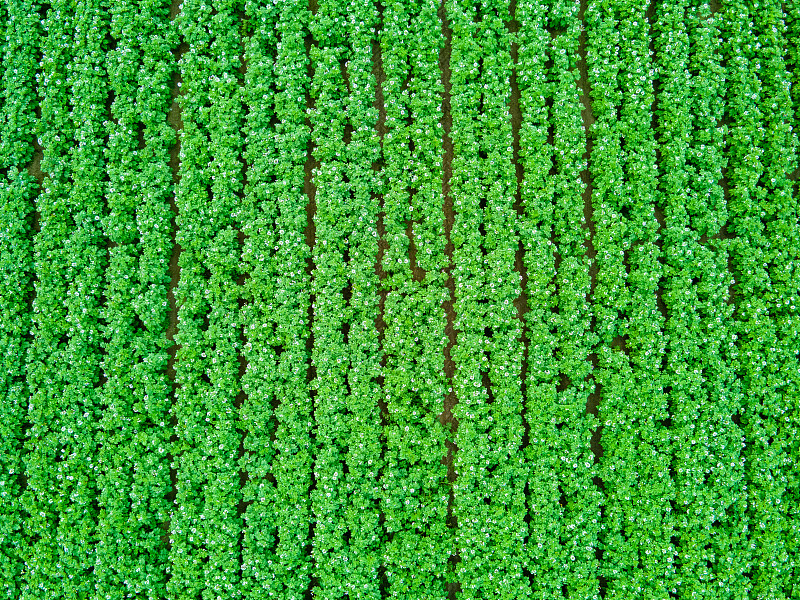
168, 0, 245, 596
0, 0, 38, 596
22, 0, 111, 596
239, 1, 314, 598
308, 1, 384, 597
725, 1, 800, 595
519, 2, 600, 598
447, 0, 529, 597
379, 0, 451, 597
307, 11, 356, 595
587, 0, 674, 596
656, 3, 745, 597
1, 0, 799, 598
95, 0, 176, 598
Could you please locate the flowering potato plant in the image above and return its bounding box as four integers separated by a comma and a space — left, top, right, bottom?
2, 0, 799, 597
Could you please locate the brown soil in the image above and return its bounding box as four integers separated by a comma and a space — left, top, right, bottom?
436, 2, 459, 597
438, 0, 457, 446
26, 149, 44, 186
508, 2, 529, 458
164, 21, 186, 381
577, 0, 601, 459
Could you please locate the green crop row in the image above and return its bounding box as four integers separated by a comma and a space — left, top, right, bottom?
169, 0, 245, 595
23, 0, 111, 596
518, 2, 602, 598
527, 2, 602, 598
239, 0, 314, 598
96, 0, 176, 597
379, 0, 452, 596
726, 0, 800, 595
590, 0, 673, 596
96, 0, 176, 596
308, 0, 363, 596
447, 0, 529, 597
307, 1, 384, 597
0, 0, 38, 595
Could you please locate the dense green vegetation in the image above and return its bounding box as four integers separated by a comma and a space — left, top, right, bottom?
1, 0, 799, 598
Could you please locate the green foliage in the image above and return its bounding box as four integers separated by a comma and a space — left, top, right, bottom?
95, 0, 176, 597
521, 2, 601, 598
447, 0, 529, 597
168, 0, 245, 596
0, 1, 39, 596
2, 0, 799, 597
589, 1, 673, 597
379, 0, 451, 597
308, 2, 384, 597
238, 1, 314, 599
726, 1, 799, 596
22, 0, 111, 596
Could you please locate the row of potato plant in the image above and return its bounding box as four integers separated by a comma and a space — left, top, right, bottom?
657, 2, 736, 597
21, 0, 72, 588
446, 0, 491, 588
96, 0, 176, 596
591, 1, 673, 596
238, 0, 281, 595
4, 0, 800, 596
23, 0, 111, 596
515, 1, 569, 595
307, 0, 354, 594
784, 0, 800, 584
721, 2, 778, 597
0, 0, 39, 595
308, 0, 384, 596
239, 0, 315, 598
340, 0, 384, 595
379, 0, 452, 596
728, 0, 800, 595
447, 0, 529, 596
168, 0, 245, 595
539, 2, 602, 598
753, 2, 800, 592
654, 0, 699, 594
307, 4, 352, 594
263, 0, 317, 585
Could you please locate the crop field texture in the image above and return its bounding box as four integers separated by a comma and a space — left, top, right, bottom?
1, 0, 799, 598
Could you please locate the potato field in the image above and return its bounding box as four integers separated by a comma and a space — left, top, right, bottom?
1, 0, 799, 598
